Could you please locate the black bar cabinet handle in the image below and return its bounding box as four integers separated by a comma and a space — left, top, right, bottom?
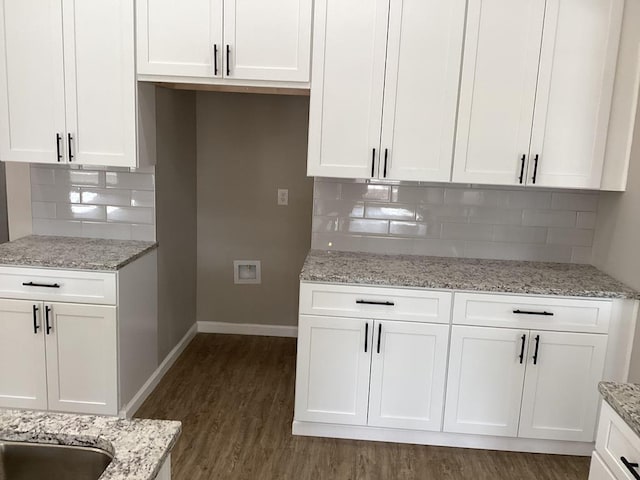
377, 323, 382, 354
56, 134, 62, 162
45, 306, 52, 335
356, 300, 395, 306
32, 305, 40, 334
532, 335, 540, 365
371, 148, 376, 178
621, 457, 640, 479
519, 334, 526, 364
68, 133, 74, 161
532, 154, 539, 184
513, 309, 554, 316
23, 281, 61, 289
364, 322, 369, 353
226, 45, 230, 76
383, 149, 389, 178
519, 154, 526, 184
213, 44, 218, 76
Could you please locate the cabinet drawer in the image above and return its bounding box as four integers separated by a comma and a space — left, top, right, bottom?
596, 402, 640, 480
0, 267, 116, 305
453, 293, 611, 333
299, 282, 452, 323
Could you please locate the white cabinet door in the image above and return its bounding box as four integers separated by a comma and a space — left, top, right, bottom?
62, 0, 137, 167
0, 0, 66, 164
453, 0, 546, 185
368, 321, 449, 431
295, 315, 372, 425
589, 452, 617, 480
45, 303, 118, 415
380, 0, 465, 182
306, 0, 389, 179
519, 331, 608, 442
136, 0, 223, 78
527, 0, 624, 189
223, 0, 311, 82
444, 325, 527, 437
0, 300, 47, 410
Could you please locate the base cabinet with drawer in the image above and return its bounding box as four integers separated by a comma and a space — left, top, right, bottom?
294, 282, 627, 454
0, 252, 158, 416
590, 402, 640, 480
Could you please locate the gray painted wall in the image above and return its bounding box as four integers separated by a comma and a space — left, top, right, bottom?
156, 87, 198, 360
0, 163, 8, 243
196, 92, 313, 327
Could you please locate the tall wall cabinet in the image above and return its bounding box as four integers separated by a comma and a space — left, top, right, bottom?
306, 0, 634, 191
0, 0, 152, 168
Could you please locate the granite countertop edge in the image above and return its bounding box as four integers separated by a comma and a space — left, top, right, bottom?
0, 409, 181, 480
300, 250, 640, 300
599, 382, 640, 438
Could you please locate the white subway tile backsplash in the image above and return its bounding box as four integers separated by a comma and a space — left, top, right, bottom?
546, 227, 594, 247
30, 165, 155, 241
522, 209, 577, 228
57, 204, 107, 221
313, 180, 598, 263
32, 202, 57, 219
550, 192, 599, 212
81, 188, 131, 206
107, 206, 154, 225
106, 171, 155, 190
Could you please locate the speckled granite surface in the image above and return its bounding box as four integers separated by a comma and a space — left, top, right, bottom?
0, 409, 180, 480
0, 235, 157, 271
301, 250, 640, 299
599, 382, 640, 437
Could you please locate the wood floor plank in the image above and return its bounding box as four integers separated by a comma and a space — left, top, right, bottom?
136, 334, 590, 480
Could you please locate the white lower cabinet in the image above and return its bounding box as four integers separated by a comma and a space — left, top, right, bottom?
589, 452, 617, 480
294, 314, 449, 431
0, 300, 117, 415
444, 326, 607, 442
45, 303, 117, 415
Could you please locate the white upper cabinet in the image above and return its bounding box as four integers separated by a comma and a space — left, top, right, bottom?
137, 0, 311, 84
307, 0, 389, 179
380, 0, 466, 182
0, 0, 66, 164
453, 0, 546, 186
137, 0, 223, 78
307, 0, 467, 181
63, 0, 137, 167
223, 0, 311, 82
528, 0, 624, 189
0, 0, 149, 167
454, 0, 624, 189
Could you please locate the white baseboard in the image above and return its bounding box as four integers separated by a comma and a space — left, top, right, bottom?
197, 321, 298, 338
292, 421, 594, 456
120, 323, 198, 418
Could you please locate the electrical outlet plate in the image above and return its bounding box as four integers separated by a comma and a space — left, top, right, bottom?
277, 189, 289, 206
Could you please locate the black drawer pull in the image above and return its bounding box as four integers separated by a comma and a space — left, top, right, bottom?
518, 154, 526, 184
23, 282, 61, 289
621, 457, 640, 479
513, 309, 554, 316
532, 334, 540, 365
364, 322, 369, 353
45, 306, 52, 335
356, 300, 395, 306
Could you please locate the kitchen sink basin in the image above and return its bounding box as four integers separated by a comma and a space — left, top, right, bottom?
0, 441, 112, 480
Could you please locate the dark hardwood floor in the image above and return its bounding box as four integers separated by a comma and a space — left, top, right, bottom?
136, 334, 590, 480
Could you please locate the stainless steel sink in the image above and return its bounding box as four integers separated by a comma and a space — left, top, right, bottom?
0, 441, 112, 480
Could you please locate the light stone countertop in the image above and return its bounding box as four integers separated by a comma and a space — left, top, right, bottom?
0, 409, 181, 480
599, 382, 640, 438
0, 235, 157, 271
300, 250, 640, 299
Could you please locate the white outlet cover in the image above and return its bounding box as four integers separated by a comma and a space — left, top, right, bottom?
277, 189, 289, 206
234, 260, 261, 284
